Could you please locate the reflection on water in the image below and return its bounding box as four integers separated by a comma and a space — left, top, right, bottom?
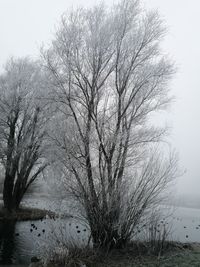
0, 221, 16, 264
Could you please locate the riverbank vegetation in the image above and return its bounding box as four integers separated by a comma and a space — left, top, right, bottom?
42, 0, 178, 251
0, 0, 180, 265
34, 242, 200, 267
89, 247, 200, 267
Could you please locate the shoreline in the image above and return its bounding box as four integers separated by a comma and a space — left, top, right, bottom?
0, 206, 56, 221
27, 242, 200, 267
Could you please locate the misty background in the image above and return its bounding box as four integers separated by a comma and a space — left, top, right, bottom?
0, 0, 199, 203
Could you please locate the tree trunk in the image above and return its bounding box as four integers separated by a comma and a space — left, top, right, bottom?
91, 226, 124, 250
3, 174, 14, 212
88, 210, 125, 251
3, 174, 22, 212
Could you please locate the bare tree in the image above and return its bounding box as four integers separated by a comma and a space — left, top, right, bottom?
0, 58, 48, 212
44, 0, 177, 249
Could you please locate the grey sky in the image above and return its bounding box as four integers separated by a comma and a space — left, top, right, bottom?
0, 0, 199, 195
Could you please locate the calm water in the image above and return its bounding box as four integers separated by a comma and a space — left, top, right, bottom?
1, 197, 200, 265
171, 206, 200, 243
0, 217, 89, 265
0, 196, 90, 265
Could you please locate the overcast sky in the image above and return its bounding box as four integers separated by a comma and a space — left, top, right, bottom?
0, 0, 199, 196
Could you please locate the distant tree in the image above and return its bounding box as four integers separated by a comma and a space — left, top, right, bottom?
0, 58, 48, 212
44, 0, 178, 249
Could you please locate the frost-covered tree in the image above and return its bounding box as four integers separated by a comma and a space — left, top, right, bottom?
44, 0, 178, 249
0, 58, 48, 212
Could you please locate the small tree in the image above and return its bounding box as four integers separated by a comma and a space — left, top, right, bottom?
44, 0, 177, 249
0, 58, 48, 212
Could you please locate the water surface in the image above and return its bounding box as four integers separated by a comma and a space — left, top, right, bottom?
1, 197, 200, 265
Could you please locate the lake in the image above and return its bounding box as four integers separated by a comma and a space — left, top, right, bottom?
1, 197, 200, 265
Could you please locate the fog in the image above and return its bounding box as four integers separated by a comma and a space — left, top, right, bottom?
0, 0, 199, 197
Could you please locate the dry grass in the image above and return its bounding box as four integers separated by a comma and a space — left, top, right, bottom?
43, 245, 100, 267
86, 243, 200, 267
40, 241, 191, 267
